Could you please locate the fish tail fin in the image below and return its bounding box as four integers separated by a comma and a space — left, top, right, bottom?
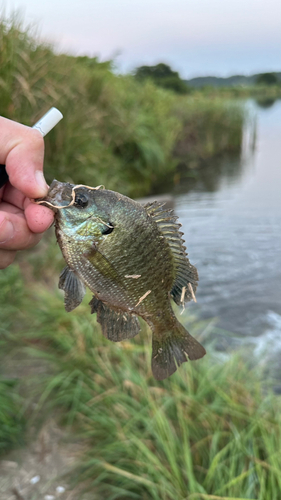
151, 320, 206, 381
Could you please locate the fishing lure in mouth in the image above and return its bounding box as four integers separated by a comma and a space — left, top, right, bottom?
39, 180, 206, 380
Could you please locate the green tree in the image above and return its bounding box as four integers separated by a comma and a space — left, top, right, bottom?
134, 63, 189, 94
256, 73, 278, 86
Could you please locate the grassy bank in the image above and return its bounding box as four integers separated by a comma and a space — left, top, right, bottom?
1, 16, 245, 197
190, 85, 281, 101
1, 14, 278, 500
1, 261, 281, 499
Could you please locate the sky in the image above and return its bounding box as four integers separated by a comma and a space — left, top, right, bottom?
4, 0, 281, 79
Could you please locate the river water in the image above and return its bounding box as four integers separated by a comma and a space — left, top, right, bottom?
175, 99, 281, 366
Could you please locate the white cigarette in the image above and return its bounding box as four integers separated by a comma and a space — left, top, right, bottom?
32, 107, 63, 137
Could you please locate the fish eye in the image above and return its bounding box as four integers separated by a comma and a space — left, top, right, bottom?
102, 223, 114, 235
74, 193, 88, 208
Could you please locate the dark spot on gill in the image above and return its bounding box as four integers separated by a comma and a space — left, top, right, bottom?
102, 223, 114, 235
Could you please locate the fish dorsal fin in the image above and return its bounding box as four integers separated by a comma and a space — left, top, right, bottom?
89, 297, 140, 342
144, 201, 198, 305
59, 266, 86, 312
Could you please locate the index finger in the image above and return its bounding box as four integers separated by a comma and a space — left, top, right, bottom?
1, 183, 54, 233
0, 116, 49, 199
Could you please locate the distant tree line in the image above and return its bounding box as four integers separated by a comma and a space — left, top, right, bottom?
134, 66, 280, 92
134, 63, 189, 94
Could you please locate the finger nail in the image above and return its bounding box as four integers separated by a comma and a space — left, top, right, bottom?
0, 219, 14, 244
35, 170, 49, 196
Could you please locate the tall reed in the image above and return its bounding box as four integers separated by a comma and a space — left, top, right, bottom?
0, 15, 245, 197
1, 263, 281, 499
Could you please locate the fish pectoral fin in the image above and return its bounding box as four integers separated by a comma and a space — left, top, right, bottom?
84, 248, 124, 286
89, 297, 140, 342
59, 266, 86, 312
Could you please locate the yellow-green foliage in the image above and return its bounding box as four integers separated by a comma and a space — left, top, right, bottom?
1, 262, 281, 499
173, 97, 244, 163
1, 16, 273, 499
0, 15, 245, 197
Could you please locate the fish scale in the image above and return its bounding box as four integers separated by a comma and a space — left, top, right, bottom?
42, 180, 206, 380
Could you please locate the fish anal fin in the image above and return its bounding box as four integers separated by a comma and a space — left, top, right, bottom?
170, 260, 199, 305
144, 201, 199, 305
59, 266, 86, 312
89, 297, 140, 342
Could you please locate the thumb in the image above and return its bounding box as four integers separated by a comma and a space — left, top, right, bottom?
0, 117, 49, 199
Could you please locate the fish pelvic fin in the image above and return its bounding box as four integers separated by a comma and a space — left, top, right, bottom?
59, 266, 86, 312
89, 297, 140, 342
151, 320, 206, 381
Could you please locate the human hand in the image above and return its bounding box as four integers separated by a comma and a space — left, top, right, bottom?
0, 116, 54, 269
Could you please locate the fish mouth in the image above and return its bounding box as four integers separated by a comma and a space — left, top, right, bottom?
36, 180, 74, 212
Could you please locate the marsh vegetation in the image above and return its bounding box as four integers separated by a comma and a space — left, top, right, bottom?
1, 14, 280, 500
1, 262, 281, 499
0, 16, 244, 197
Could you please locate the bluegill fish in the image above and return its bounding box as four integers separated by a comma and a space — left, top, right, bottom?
40, 180, 206, 380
